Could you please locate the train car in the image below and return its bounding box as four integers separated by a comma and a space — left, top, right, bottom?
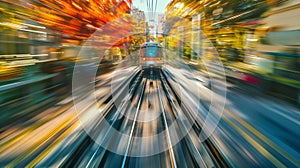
139, 41, 163, 69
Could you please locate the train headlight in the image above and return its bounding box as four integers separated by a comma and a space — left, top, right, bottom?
143, 58, 146, 61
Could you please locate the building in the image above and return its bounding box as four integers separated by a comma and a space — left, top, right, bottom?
157, 14, 165, 36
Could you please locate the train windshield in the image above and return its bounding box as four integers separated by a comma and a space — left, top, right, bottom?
146, 46, 160, 57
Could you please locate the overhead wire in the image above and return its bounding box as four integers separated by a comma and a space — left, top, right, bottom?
147, 0, 151, 21
151, 0, 154, 21
155, 0, 157, 17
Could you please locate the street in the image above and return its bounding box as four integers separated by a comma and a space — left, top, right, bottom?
1, 65, 299, 167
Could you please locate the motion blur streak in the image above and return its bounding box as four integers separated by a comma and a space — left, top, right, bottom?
0, 0, 300, 168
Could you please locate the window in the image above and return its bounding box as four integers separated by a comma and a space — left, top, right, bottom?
146, 46, 160, 57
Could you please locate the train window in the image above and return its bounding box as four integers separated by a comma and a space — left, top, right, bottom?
146, 46, 160, 57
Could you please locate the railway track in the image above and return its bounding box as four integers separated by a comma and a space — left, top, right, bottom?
58, 67, 230, 168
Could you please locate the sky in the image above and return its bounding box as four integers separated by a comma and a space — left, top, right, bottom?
132, 0, 172, 21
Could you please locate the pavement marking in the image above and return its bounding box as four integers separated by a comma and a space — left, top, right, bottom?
26, 122, 80, 167
5, 113, 77, 168
223, 107, 300, 167
0, 103, 73, 153
223, 116, 286, 167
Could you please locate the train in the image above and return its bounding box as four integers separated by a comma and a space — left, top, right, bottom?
139, 41, 163, 69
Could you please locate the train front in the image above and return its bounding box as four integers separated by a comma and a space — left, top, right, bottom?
140, 42, 163, 69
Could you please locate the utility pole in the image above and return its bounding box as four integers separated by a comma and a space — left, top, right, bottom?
145, 22, 149, 42
163, 20, 167, 65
